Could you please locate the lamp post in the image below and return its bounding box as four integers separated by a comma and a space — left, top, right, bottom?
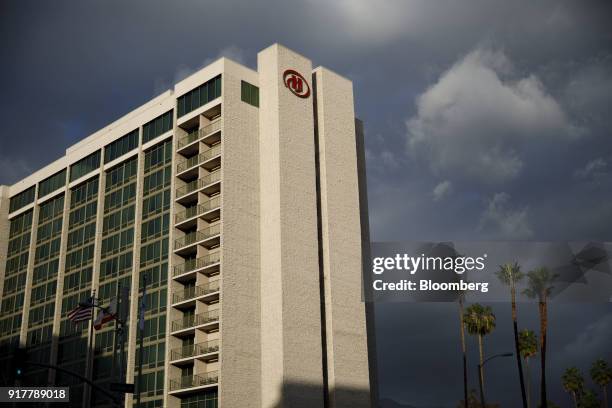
478, 352, 513, 407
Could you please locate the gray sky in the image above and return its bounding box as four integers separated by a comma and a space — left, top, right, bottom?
1, 1, 611, 406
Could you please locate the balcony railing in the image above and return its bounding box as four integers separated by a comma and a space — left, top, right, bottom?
169, 371, 219, 391
174, 224, 221, 250
170, 340, 220, 361
171, 310, 220, 332
177, 119, 222, 150
175, 197, 221, 224
173, 281, 220, 304
176, 170, 221, 199
173, 252, 221, 277
177, 144, 221, 174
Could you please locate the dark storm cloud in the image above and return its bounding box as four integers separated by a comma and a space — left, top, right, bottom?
1, 1, 611, 407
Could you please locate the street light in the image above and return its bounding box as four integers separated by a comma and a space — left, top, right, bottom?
478, 352, 513, 407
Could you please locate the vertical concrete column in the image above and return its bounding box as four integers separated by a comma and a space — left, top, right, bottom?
20, 190, 40, 348
312, 68, 372, 407
258, 44, 324, 408
49, 186, 72, 384
218, 61, 261, 408
126, 146, 145, 407
0, 186, 10, 312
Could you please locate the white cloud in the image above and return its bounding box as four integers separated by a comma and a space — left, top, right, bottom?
479, 192, 533, 239
407, 47, 577, 185
432, 180, 452, 201
574, 158, 607, 179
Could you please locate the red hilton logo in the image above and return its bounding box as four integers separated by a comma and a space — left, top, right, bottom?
283, 69, 310, 98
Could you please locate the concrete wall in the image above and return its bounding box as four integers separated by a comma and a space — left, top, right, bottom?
313, 68, 372, 407
258, 44, 325, 408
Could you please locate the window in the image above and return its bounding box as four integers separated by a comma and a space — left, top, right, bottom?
241, 80, 259, 107
177, 75, 222, 117
38, 169, 67, 198
105, 157, 137, 191
70, 177, 99, 208
144, 140, 172, 171
70, 151, 101, 182
143, 111, 173, 144
9, 186, 35, 213
104, 129, 139, 163
38, 195, 64, 223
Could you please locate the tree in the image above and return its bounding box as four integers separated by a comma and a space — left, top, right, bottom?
496, 262, 528, 408
458, 291, 469, 408
524, 267, 558, 408
519, 329, 538, 408
562, 367, 584, 408
464, 304, 496, 394
590, 359, 611, 408
457, 389, 500, 408
578, 390, 601, 408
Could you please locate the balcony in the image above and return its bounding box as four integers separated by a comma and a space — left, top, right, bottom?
175, 197, 221, 230
175, 170, 221, 205
177, 119, 222, 154
170, 340, 219, 364
173, 252, 221, 282
174, 223, 221, 255
171, 310, 220, 336
172, 281, 220, 308
168, 371, 219, 395
176, 144, 221, 180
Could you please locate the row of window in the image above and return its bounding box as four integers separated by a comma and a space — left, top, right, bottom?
5, 254, 28, 276
140, 238, 169, 268
64, 267, 93, 292
38, 194, 65, 223
104, 183, 136, 213
0, 315, 22, 336
142, 190, 171, 220
99, 252, 133, 280
180, 391, 218, 408
143, 166, 171, 196
143, 110, 173, 144
1, 292, 24, 315
33, 259, 59, 282
9, 211, 33, 236
141, 214, 170, 243
70, 177, 99, 208
65, 244, 95, 272
144, 140, 172, 171
105, 129, 138, 163
9, 187, 35, 213
177, 75, 222, 118
34, 237, 61, 264
7, 234, 30, 254
67, 222, 96, 251
39, 170, 67, 198
70, 151, 101, 182
102, 205, 135, 234
3, 272, 26, 295
67, 201, 97, 228
100, 228, 134, 256
28, 303, 54, 327
36, 218, 63, 244
105, 157, 137, 191
30, 280, 57, 305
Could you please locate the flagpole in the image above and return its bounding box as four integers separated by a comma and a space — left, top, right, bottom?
86, 289, 96, 408
136, 274, 147, 408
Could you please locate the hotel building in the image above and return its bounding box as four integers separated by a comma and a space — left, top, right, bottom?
0, 44, 375, 408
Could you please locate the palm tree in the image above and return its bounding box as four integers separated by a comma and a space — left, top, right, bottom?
562, 367, 584, 408
524, 267, 558, 408
496, 262, 527, 408
578, 390, 601, 408
590, 359, 611, 408
458, 291, 469, 407
519, 329, 538, 408
464, 304, 496, 394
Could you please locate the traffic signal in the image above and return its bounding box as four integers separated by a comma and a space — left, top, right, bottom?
8, 347, 28, 384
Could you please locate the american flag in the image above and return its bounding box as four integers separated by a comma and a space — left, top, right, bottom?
67, 302, 92, 323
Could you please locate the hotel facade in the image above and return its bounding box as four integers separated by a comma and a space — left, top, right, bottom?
0, 44, 375, 408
